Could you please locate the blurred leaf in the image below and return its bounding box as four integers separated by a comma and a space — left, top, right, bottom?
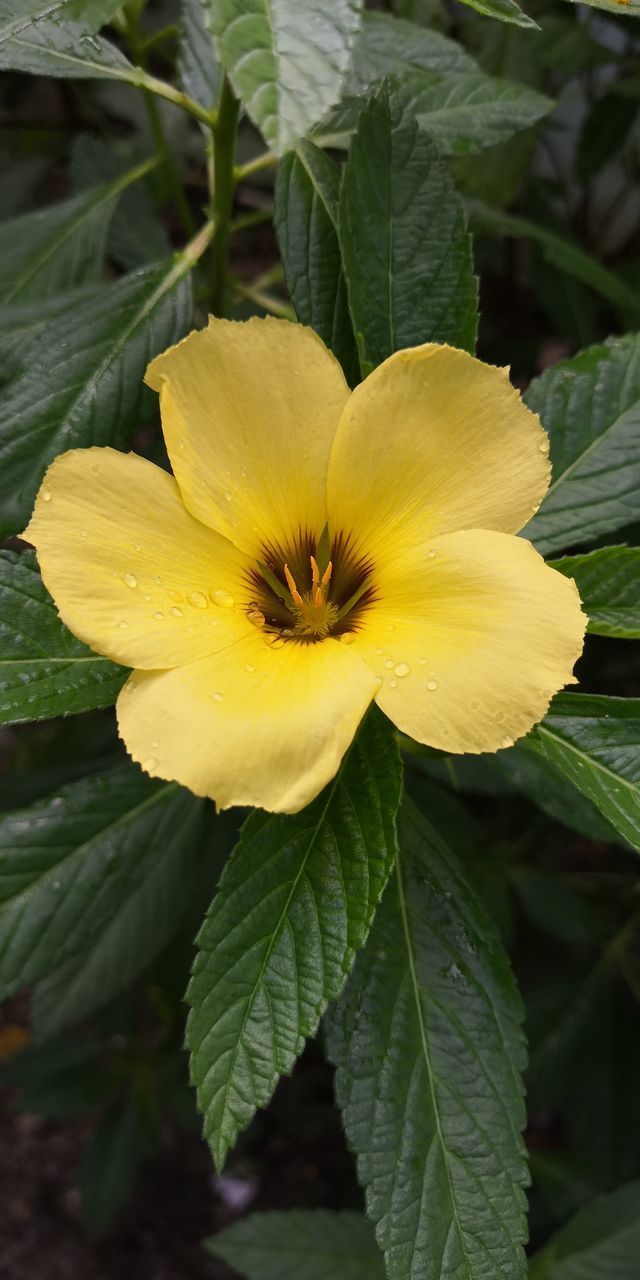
346, 9, 475, 88
275, 141, 359, 386
326, 798, 528, 1280
0, 164, 153, 304
529, 1181, 640, 1280
493, 739, 622, 844
0, 1, 122, 33
528, 694, 640, 852
207, 1210, 385, 1279
524, 335, 640, 555
71, 136, 170, 270
550, 547, 640, 638
470, 204, 640, 324
454, 0, 538, 29
340, 81, 477, 374
209, 0, 364, 154
179, 0, 221, 114
79, 1098, 150, 1237
560, 0, 640, 14
1, 1035, 112, 1115
187, 710, 402, 1169
0, 764, 204, 1000
576, 93, 638, 182
0, 256, 192, 538
0, 550, 127, 726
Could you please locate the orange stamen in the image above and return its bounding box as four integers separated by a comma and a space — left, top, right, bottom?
284, 563, 304, 608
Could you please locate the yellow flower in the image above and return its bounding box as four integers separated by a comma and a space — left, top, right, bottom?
25, 318, 585, 813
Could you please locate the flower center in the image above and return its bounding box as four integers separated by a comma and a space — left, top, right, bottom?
244, 530, 375, 644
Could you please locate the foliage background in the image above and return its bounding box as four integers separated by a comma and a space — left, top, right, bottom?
1, 0, 640, 1278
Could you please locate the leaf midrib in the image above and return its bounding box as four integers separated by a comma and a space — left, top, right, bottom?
540, 397, 640, 503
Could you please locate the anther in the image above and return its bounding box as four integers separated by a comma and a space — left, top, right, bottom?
284, 563, 304, 607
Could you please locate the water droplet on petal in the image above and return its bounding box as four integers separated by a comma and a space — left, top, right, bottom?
501, 736, 514, 749
118, 621, 129, 629
427, 680, 438, 692
267, 634, 285, 649
212, 691, 224, 703
153, 611, 164, 621
384, 659, 394, 670
539, 438, 550, 454
494, 710, 505, 723
340, 632, 356, 645
134, 543, 142, 552
169, 589, 183, 603
419, 658, 428, 666
143, 756, 158, 771
187, 591, 208, 609
143, 594, 151, 602
170, 606, 183, 617
244, 663, 255, 673
211, 589, 235, 608
395, 663, 410, 678
427, 548, 437, 559
123, 573, 137, 589
389, 679, 397, 689
154, 576, 163, 585
469, 699, 480, 711
375, 647, 384, 657
42, 489, 52, 502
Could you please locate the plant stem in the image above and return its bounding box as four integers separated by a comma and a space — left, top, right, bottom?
234, 151, 277, 183
209, 75, 240, 315
124, 6, 195, 237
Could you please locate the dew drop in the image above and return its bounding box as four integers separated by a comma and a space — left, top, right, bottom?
211, 589, 235, 608
427, 548, 437, 559
387, 623, 395, 632
134, 543, 142, 552
152, 610, 164, 621
395, 663, 410, 678
384, 659, 394, 670
42, 489, 52, 503
170, 606, 183, 617
539, 438, 550, 454
340, 632, 356, 645
389, 679, 397, 689
427, 680, 438, 692
123, 573, 137, 589
224, 490, 233, 502
52, 879, 61, 892
419, 657, 428, 666
169, 589, 183, 603
375, 647, 384, 657
154, 576, 163, 585
143, 594, 151, 602
212, 691, 225, 703
244, 663, 255, 673
374, 676, 383, 691
143, 756, 158, 771
80, 530, 87, 539
469, 699, 480, 711
494, 710, 505, 723
501, 735, 514, 749
187, 591, 208, 610
118, 621, 129, 630
267, 634, 285, 649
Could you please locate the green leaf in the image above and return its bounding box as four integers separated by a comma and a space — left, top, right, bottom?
340, 81, 477, 374
346, 10, 475, 89
0, 256, 193, 538
560, 0, 640, 15
0, 287, 99, 381
0, 163, 153, 304
550, 547, 640, 639
79, 1099, 150, 1237
326, 798, 528, 1280
0, 1, 122, 34
179, 0, 221, 115
0, 19, 135, 80
275, 141, 359, 386
0, 764, 204, 1001
493, 740, 622, 844
398, 71, 552, 156
207, 1210, 385, 1280
71, 136, 170, 271
470, 204, 640, 324
209, 0, 364, 154
523, 336, 640, 554
454, 0, 538, 29
187, 709, 402, 1170
528, 694, 640, 853
0, 550, 127, 727
530, 1182, 640, 1280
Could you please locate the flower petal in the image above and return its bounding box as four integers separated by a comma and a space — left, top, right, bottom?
117, 633, 378, 813
25, 448, 251, 670
350, 529, 585, 754
327, 344, 550, 563
145, 317, 350, 557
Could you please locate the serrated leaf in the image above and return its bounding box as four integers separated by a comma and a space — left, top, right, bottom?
0, 764, 204, 1001
550, 547, 640, 639
325, 798, 528, 1280
528, 694, 640, 852
399, 70, 552, 156
0, 257, 192, 538
0, 287, 99, 380
209, 0, 364, 154
529, 1182, 640, 1280
187, 710, 402, 1170
0, 550, 127, 726
207, 1210, 385, 1280
71, 136, 170, 271
340, 81, 477, 374
275, 141, 359, 386
346, 10, 475, 89
0, 19, 135, 80
523, 335, 640, 555
179, 0, 221, 115
0, 166, 149, 304
492, 739, 622, 844
0, 1, 122, 35
561, 0, 640, 15
454, 0, 538, 29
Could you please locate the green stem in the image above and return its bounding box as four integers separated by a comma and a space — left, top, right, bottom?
234, 150, 277, 183
209, 75, 240, 315
232, 279, 295, 320
124, 8, 195, 237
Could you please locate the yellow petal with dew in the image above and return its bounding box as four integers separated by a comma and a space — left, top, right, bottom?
24, 447, 251, 670
117, 632, 378, 813
327, 344, 550, 565
351, 529, 585, 754
145, 316, 350, 558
